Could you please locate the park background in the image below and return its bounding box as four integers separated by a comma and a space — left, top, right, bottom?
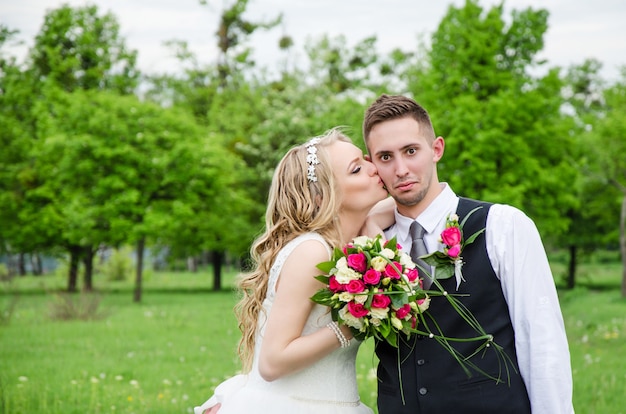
1, 0, 625, 412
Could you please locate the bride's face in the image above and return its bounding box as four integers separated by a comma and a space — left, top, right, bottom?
328, 140, 387, 213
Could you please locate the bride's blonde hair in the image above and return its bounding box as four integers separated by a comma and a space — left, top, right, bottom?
235, 128, 351, 372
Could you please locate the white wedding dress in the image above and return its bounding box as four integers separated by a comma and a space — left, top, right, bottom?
194, 233, 373, 414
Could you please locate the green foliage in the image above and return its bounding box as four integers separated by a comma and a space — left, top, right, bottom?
101, 247, 134, 282
29, 4, 138, 93
407, 0, 580, 237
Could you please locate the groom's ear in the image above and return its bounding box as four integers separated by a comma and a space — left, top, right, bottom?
364, 154, 372, 162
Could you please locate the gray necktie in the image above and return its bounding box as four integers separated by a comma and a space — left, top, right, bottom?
409, 221, 432, 289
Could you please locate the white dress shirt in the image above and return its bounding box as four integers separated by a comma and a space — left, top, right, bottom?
385, 183, 575, 414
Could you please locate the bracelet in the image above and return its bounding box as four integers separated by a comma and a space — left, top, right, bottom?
327, 321, 350, 348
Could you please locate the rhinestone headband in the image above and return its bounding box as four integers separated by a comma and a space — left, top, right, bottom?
305, 137, 321, 182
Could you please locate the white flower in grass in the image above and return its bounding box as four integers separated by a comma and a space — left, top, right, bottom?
130, 379, 139, 387
18, 376, 28, 382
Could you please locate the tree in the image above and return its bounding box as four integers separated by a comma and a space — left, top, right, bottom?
589, 69, 626, 296
555, 59, 616, 288
32, 87, 234, 299
29, 4, 138, 93
406, 0, 581, 241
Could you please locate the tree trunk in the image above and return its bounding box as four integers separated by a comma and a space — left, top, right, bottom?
187, 256, 197, 272
619, 194, 626, 298
18, 253, 26, 276
567, 245, 577, 289
83, 246, 94, 292
134, 237, 145, 303
31, 253, 43, 276
67, 246, 81, 292
212, 250, 223, 291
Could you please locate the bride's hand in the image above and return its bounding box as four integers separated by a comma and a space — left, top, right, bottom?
203, 403, 221, 414
361, 197, 395, 239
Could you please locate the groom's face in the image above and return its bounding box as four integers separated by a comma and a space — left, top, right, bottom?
365, 117, 443, 215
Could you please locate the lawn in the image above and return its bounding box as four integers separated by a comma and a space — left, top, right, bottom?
1, 259, 625, 413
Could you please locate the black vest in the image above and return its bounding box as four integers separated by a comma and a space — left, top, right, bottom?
376, 198, 531, 414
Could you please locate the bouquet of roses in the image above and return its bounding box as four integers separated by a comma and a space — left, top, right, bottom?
311, 234, 432, 348
312, 210, 516, 387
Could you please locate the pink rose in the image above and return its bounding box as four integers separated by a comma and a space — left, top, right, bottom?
348, 301, 369, 318
447, 244, 461, 258
384, 262, 403, 279
347, 253, 367, 273
346, 279, 366, 294
342, 244, 354, 255
441, 227, 461, 247
406, 268, 419, 282
371, 294, 391, 309
329, 276, 345, 292
384, 240, 401, 250
395, 304, 411, 319
363, 269, 381, 285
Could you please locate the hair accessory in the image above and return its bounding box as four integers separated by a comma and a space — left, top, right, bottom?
305, 137, 321, 182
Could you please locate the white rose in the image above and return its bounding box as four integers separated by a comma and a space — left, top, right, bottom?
339, 306, 364, 330
336, 256, 347, 269
338, 292, 354, 302
354, 294, 368, 304
352, 236, 371, 248
335, 266, 361, 284
369, 307, 389, 320
390, 315, 404, 330
370, 317, 382, 327
399, 252, 415, 269
380, 248, 395, 259
371, 256, 387, 272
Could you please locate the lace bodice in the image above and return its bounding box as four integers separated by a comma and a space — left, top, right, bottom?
248, 233, 362, 403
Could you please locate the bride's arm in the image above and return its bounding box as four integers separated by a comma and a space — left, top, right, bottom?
360, 196, 396, 238
258, 240, 350, 382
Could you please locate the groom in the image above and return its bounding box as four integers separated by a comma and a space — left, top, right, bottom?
362, 94, 574, 413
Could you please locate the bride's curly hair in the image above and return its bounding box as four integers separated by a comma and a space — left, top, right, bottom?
235, 128, 351, 372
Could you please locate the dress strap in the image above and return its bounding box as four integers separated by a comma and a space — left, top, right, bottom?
267, 233, 330, 297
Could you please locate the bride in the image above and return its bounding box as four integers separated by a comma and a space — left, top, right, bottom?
194, 128, 388, 413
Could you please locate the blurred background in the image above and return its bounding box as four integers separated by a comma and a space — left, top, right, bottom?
1, 1, 625, 412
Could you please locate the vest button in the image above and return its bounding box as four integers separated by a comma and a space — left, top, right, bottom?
417, 359, 425, 366
419, 387, 428, 395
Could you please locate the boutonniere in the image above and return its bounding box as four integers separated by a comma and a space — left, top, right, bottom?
422, 206, 485, 289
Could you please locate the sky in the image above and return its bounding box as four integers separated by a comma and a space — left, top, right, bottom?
2, 0, 625, 82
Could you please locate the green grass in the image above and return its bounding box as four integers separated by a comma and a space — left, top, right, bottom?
1, 261, 625, 413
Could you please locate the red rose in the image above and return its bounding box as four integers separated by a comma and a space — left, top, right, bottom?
348, 301, 369, 318
406, 268, 419, 282
395, 304, 411, 319
363, 269, 381, 285
346, 279, 366, 294
371, 294, 391, 309
347, 253, 367, 273
441, 227, 461, 247
447, 244, 461, 258
342, 244, 354, 255
329, 276, 345, 292
384, 262, 403, 279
